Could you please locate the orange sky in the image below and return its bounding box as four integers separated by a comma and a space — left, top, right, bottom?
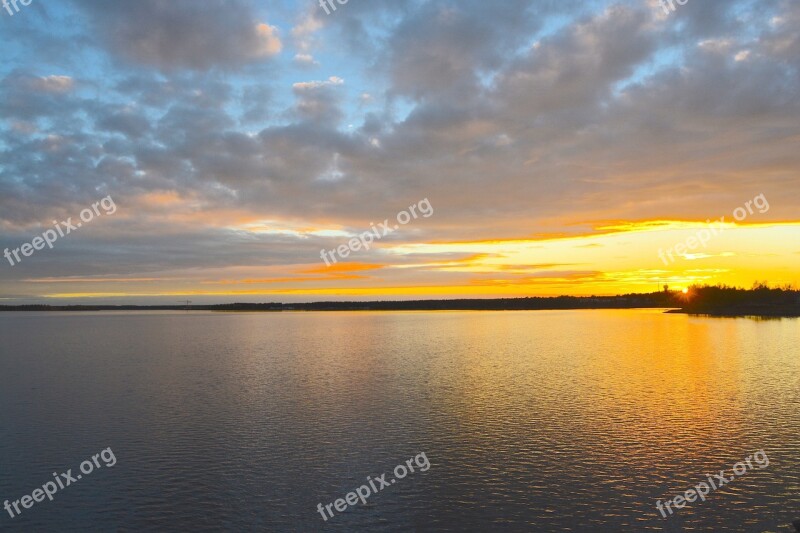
16, 218, 799, 303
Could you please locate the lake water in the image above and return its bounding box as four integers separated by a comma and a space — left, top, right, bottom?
1, 309, 798, 532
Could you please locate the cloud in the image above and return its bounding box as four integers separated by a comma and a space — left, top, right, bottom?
30, 75, 74, 93
291, 12, 324, 53
293, 53, 319, 68
254, 23, 283, 56
95, 106, 151, 139
77, 0, 283, 71
1, 0, 799, 300
0, 72, 77, 119
290, 76, 346, 123
292, 76, 344, 91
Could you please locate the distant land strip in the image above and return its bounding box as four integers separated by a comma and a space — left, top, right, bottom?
1, 286, 798, 317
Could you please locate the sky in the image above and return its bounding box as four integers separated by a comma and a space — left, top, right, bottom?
0, 0, 798, 304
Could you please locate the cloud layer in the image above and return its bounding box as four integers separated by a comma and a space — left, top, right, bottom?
0, 0, 798, 302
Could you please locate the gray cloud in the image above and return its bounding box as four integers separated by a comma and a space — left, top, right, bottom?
76, 0, 282, 71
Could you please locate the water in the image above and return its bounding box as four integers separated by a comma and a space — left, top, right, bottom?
1, 309, 798, 532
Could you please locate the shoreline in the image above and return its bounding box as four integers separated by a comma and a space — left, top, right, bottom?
2, 288, 798, 317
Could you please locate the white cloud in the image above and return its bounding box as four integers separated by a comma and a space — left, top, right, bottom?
292, 76, 344, 91
33, 75, 74, 93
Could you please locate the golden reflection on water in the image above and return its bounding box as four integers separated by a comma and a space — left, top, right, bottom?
174, 309, 799, 529
422, 310, 794, 473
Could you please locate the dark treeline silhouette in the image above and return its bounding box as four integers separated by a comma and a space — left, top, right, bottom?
0, 293, 668, 312
669, 282, 800, 317
1, 284, 798, 316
